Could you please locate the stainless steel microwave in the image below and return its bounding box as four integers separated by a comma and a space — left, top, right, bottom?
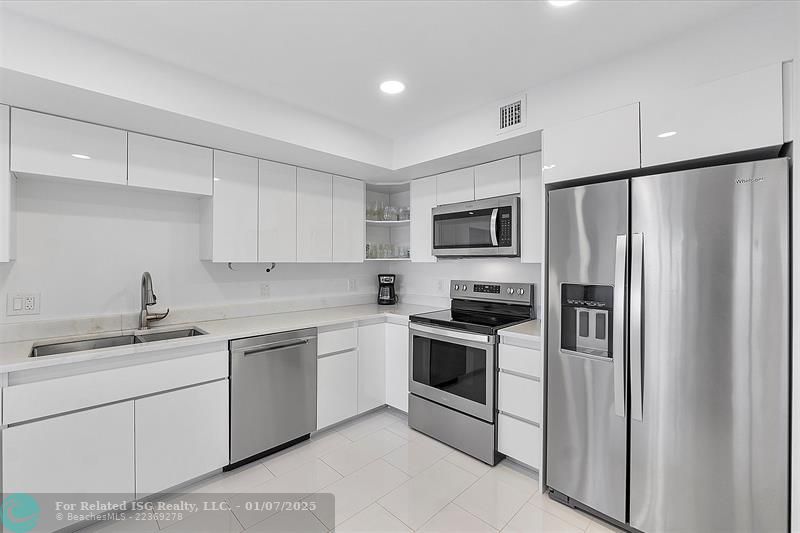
432, 195, 520, 257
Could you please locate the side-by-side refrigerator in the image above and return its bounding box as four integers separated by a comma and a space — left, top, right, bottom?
546, 157, 789, 533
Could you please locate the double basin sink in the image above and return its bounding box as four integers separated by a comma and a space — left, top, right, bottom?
30, 328, 206, 358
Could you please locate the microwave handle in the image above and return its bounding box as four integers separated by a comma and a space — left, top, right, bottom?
490, 208, 499, 246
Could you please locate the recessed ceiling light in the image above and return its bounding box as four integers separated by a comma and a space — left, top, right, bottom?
549, 0, 578, 7
657, 131, 677, 138
380, 80, 405, 95
71, 153, 91, 159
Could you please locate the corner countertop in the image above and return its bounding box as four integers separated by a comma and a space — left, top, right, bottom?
499, 320, 541, 349
0, 303, 441, 374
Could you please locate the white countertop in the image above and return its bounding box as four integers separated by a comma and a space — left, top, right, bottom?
0, 303, 441, 373
499, 320, 541, 340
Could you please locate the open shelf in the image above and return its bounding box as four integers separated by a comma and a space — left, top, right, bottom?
366, 219, 410, 225
365, 257, 411, 261
365, 182, 411, 261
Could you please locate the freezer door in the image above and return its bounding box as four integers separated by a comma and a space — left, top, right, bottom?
547, 180, 628, 523
629, 159, 789, 533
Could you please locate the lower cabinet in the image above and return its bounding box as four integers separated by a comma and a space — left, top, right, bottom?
357, 323, 386, 413
498, 414, 541, 470
385, 323, 410, 412
317, 350, 358, 429
135, 380, 229, 497
2, 401, 136, 495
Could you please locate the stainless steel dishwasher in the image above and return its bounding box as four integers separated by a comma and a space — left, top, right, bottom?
228, 328, 317, 468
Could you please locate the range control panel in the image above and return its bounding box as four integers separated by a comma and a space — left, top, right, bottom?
450, 280, 534, 305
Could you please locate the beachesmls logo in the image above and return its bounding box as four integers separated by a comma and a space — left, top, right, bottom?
1, 493, 39, 533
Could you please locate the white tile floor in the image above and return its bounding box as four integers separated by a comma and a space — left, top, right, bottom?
83, 408, 619, 533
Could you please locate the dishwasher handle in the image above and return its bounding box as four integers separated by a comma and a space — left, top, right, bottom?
241, 337, 314, 357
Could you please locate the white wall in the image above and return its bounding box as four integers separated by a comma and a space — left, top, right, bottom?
0, 178, 378, 325
394, 1, 797, 168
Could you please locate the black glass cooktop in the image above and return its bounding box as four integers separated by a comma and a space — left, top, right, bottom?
410, 300, 533, 335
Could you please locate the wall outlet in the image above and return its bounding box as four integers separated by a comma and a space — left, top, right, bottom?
259, 283, 271, 298
347, 279, 357, 292
7, 293, 41, 316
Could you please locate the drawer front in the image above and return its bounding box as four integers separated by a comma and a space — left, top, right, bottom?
498, 413, 541, 470
4, 350, 228, 424
498, 344, 542, 378
318, 325, 357, 355
498, 372, 542, 424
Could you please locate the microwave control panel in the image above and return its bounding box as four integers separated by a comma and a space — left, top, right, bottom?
497, 207, 513, 246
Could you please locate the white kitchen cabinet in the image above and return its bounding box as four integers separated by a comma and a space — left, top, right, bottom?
0, 105, 14, 263
385, 323, 410, 412
542, 103, 641, 184
498, 372, 542, 423
297, 168, 333, 262
200, 150, 258, 262
10, 108, 127, 185
474, 156, 520, 199
520, 152, 543, 264
641, 63, 784, 167
333, 175, 365, 262
358, 323, 386, 413
497, 341, 542, 471
259, 159, 297, 262
135, 380, 229, 497
3, 401, 135, 495
317, 349, 358, 429
436, 167, 474, 205
127, 133, 213, 195
498, 414, 541, 470
410, 176, 437, 263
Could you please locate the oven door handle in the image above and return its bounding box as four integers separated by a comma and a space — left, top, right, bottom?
409, 323, 495, 345
490, 208, 499, 246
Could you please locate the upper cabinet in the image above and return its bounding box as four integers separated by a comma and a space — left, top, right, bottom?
542, 103, 641, 184
410, 176, 437, 263
11, 108, 127, 185
0, 105, 14, 263
200, 150, 258, 262
258, 160, 297, 263
474, 156, 520, 199
332, 175, 364, 263
127, 133, 212, 195
640, 63, 784, 167
436, 167, 474, 205
520, 152, 543, 264
297, 168, 333, 262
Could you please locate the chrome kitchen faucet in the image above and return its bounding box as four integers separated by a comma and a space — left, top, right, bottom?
140, 271, 169, 329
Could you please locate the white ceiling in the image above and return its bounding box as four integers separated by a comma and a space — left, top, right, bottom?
2, 1, 753, 140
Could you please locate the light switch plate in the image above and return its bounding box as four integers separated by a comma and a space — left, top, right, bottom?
7, 293, 41, 316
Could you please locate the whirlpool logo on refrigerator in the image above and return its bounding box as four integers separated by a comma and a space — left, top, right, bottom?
735, 176, 767, 184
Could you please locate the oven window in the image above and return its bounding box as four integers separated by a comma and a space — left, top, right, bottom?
433, 209, 493, 249
412, 336, 487, 404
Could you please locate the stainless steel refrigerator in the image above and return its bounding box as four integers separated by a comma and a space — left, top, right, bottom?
545, 157, 789, 532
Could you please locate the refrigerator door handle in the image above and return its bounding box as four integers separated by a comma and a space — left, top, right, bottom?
630, 232, 644, 421
613, 234, 627, 418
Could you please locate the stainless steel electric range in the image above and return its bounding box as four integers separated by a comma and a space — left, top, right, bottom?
408, 280, 534, 465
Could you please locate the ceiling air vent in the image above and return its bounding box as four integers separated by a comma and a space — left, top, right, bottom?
497, 94, 526, 134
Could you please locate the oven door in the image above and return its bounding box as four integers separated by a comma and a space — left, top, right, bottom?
408, 323, 496, 422
432, 196, 519, 257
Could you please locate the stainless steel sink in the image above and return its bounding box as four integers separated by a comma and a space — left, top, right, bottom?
30, 327, 207, 357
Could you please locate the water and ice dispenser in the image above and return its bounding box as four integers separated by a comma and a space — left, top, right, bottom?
560, 284, 614, 358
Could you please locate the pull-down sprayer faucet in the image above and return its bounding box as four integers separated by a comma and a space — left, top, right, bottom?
140, 272, 169, 330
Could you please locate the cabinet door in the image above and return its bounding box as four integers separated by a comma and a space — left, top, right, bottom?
410, 176, 437, 263
3, 401, 135, 495
520, 152, 543, 264
358, 323, 386, 413
436, 167, 474, 205
641, 63, 784, 167
332, 175, 365, 263
297, 168, 332, 262
474, 156, 520, 199
135, 380, 229, 497
385, 323, 410, 412
259, 160, 297, 262
0, 105, 14, 262
202, 150, 258, 262
317, 350, 358, 429
127, 133, 212, 195
497, 414, 541, 470
10, 108, 127, 185
542, 103, 641, 184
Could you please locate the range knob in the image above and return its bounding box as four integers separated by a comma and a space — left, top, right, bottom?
518, 288, 525, 295
507, 288, 514, 295
462, 284, 468, 291
453, 284, 459, 291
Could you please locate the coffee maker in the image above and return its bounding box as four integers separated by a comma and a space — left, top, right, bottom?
377, 274, 397, 305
